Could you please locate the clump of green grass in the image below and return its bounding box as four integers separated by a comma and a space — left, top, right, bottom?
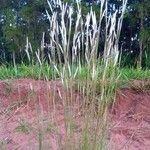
120, 68, 150, 81
0, 65, 149, 83
44, 0, 127, 148
0, 64, 58, 80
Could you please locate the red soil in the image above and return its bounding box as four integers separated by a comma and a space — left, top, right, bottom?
0, 79, 81, 149
0, 79, 150, 149
109, 87, 150, 150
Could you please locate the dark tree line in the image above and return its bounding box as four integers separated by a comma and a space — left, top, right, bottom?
0, 0, 150, 68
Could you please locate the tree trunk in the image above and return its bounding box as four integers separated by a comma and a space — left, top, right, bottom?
137, 0, 144, 68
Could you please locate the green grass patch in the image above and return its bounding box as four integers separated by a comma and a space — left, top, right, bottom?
120, 68, 150, 81
0, 64, 59, 80
0, 65, 149, 83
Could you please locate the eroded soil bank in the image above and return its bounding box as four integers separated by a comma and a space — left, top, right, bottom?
0, 79, 149, 150
109, 84, 150, 150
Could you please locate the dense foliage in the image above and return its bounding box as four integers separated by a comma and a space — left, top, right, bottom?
0, 0, 149, 68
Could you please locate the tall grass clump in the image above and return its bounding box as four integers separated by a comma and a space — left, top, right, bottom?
23, 0, 127, 149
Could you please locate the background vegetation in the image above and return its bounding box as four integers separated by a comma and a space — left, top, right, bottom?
0, 0, 149, 68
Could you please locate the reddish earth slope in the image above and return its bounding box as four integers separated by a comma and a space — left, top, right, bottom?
0, 79, 149, 150
109, 87, 150, 150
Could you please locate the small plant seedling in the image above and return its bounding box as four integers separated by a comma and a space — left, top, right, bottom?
15, 119, 32, 134
46, 123, 57, 133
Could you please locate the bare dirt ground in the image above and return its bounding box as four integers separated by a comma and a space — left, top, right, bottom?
0, 79, 150, 150
109, 81, 150, 150
0, 79, 82, 149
